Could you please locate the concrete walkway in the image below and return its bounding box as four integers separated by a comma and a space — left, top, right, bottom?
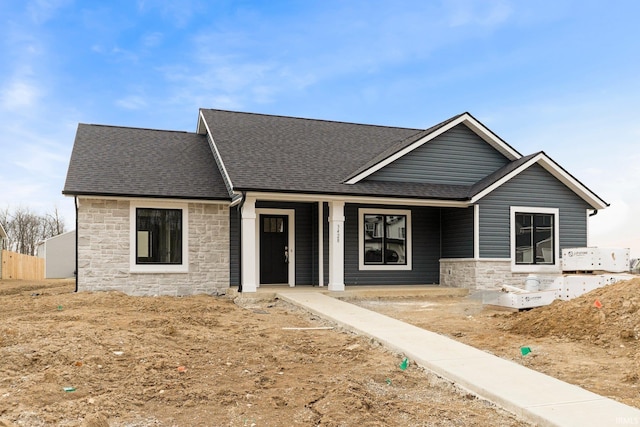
277, 291, 640, 427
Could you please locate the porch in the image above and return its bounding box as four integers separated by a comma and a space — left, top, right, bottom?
230, 193, 475, 293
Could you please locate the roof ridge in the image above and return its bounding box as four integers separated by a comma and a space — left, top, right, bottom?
78, 123, 193, 134
199, 108, 423, 132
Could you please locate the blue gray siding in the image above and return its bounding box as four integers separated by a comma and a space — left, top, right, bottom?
367, 124, 510, 185
230, 205, 240, 285
441, 207, 474, 258
323, 202, 329, 286
478, 164, 590, 258
344, 204, 441, 285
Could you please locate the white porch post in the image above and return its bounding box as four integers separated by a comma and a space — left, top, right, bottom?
328, 200, 345, 291
241, 196, 257, 292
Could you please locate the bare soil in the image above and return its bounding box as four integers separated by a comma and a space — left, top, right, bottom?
2, 278, 638, 426
352, 277, 640, 409
0, 279, 528, 427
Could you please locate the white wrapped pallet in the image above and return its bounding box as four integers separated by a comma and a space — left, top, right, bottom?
558, 274, 635, 301
561, 247, 630, 273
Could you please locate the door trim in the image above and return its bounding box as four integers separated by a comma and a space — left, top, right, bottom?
255, 209, 295, 287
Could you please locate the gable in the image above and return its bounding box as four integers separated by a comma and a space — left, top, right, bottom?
366, 124, 511, 186
470, 152, 608, 210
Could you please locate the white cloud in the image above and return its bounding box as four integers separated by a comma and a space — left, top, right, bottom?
446, 0, 513, 27
116, 95, 148, 110
142, 32, 164, 48
0, 79, 40, 110
27, 0, 73, 24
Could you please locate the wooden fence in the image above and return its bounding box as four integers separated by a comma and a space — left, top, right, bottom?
1, 250, 45, 280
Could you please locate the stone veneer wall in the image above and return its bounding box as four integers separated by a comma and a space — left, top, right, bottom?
78, 198, 229, 296
439, 259, 561, 290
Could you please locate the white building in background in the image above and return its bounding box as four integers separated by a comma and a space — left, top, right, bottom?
37, 230, 76, 279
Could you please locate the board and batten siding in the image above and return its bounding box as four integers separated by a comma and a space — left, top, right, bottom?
366, 124, 510, 185
441, 207, 474, 259
478, 164, 591, 259
344, 204, 441, 285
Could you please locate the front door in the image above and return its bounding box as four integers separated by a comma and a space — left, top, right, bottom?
260, 215, 289, 284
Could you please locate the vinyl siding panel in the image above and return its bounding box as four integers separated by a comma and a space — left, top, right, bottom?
367, 124, 510, 185
230, 205, 240, 285
478, 164, 591, 258
344, 204, 440, 284
441, 207, 474, 258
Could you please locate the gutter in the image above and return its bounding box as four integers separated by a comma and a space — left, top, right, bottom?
74, 196, 79, 292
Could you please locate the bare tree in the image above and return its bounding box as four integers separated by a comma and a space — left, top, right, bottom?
0, 206, 66, 256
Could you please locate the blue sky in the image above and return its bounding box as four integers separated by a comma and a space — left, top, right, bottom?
1, 0, 639, 256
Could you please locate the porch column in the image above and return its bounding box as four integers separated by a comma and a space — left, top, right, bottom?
328, 200, 345, 291
241, 196, 257, 292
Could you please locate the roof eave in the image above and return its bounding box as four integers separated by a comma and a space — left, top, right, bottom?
62, 190, 231, 202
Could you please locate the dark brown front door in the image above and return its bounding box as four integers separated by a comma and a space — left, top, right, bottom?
260, 215, 288, 284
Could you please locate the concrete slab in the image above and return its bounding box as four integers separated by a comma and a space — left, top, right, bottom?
278, 291, 640, 427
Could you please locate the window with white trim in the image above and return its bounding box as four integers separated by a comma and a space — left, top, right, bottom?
510, 206, 559, 272
130, 201, 188, 273
359, 208, 411, 270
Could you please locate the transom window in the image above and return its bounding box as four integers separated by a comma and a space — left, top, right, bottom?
514, 212, 554, 265
359, 209, 411, 270
136, 208, 183, 264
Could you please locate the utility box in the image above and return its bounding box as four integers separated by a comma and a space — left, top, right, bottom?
561, 247, 630, 273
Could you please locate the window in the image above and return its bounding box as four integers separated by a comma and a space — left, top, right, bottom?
511, 207, 559, 272
136, 208, 182, 264
359, 209, 411, 270
130, 202, 188, 273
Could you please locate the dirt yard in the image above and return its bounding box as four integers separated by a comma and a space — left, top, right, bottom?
1, 278, 639, 426
0, 279, 529, 427
352, 277, 640, 410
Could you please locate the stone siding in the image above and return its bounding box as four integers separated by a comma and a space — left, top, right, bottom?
440, 259, 561, 290
78, 198, 229, 295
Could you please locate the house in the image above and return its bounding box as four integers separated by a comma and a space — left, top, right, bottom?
36, 230, 76, 279
63, 110, 608, 295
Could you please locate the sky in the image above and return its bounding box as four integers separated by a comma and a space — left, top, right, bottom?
1, 0, 639, 257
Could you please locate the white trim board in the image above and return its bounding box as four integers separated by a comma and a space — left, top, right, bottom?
510, 206, 561, 274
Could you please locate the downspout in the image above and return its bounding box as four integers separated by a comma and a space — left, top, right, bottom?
74, 196, 79, 293
230, 192, 245, 293
589, 209, 598, 217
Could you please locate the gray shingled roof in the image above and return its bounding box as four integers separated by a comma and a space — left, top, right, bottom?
201, 109, 478, 199
63, 124, 229, 200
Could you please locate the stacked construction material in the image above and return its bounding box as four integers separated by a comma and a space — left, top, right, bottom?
558, 248, 632, 300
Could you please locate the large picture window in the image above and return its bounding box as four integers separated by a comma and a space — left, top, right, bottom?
136, 208, 183, 264
130, 202, 188, 273
359, 209, 411, 270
